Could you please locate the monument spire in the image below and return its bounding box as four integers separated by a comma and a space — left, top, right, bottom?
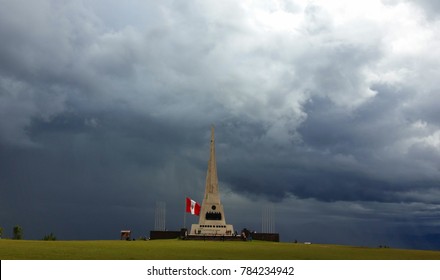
204, 125, 218, 197
190, 126, 234, 236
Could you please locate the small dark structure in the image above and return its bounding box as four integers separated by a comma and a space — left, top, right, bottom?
253, 233, 280, 242
239, 228, 279, 242
150, 230, 182, 240
120, 230, 131, 240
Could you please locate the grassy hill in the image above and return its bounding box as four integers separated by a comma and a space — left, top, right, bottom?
1, 239, 439, 260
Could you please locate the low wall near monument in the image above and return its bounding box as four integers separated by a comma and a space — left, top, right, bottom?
149, 230, 181, 240
253, 233, 280, 242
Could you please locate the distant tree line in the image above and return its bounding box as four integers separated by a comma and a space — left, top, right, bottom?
0, 225, 24, 239
43, 232, 57, 241
0, 225, 58, 241
13, 225, 23, 239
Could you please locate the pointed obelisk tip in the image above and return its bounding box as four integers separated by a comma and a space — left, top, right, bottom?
211, 125, 215, 142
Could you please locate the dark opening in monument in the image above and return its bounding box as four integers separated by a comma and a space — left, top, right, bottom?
205, 211, 222, 220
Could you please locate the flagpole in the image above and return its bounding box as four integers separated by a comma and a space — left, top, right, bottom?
183, 197, 186, 229
183, 209, 186, 229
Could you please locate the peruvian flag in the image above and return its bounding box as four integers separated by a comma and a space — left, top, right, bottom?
186, 197, 201, 216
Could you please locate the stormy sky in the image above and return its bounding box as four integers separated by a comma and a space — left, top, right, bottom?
1, 0, 440, 250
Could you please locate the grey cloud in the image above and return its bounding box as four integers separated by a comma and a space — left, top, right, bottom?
303, 3, 333, 34
408, 0, 440, 19
383, 0, 440, 19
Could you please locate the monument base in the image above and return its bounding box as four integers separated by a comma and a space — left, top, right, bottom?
190, 224, 234, 236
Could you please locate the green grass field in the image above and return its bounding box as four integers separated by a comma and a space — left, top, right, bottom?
1, 239, 439, 260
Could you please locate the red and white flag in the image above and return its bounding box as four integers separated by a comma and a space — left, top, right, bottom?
186, 197, 201, 216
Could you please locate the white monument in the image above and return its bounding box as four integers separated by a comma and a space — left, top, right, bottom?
190, 126, 234, 236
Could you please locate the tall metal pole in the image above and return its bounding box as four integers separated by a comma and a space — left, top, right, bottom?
183, 198, 187, 229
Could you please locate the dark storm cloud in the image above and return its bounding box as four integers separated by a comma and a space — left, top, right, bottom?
1, 0, 440, 249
